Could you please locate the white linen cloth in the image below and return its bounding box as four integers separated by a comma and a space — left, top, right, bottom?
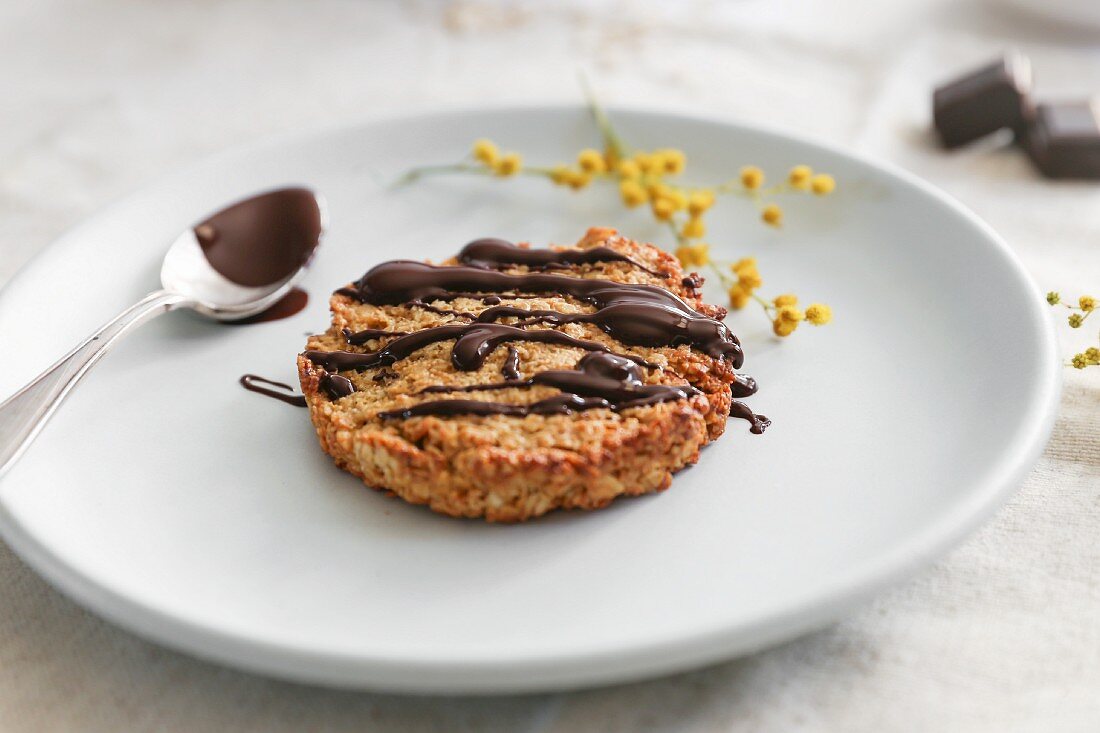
1, 0, 1098, 729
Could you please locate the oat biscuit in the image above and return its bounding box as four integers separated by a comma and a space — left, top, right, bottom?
298, 228, 758, 521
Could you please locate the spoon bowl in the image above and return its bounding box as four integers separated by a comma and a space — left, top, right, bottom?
162, 187, 326, 319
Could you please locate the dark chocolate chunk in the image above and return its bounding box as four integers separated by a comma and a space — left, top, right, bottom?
681, 272, 704, 290
933, 53, 1032, 148
1025, 100, 1100, 179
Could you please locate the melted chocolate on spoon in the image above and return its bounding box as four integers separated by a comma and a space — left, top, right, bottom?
226, 288, 309, 325
195, 187, 322, 287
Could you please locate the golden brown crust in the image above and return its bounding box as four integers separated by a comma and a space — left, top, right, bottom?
298, 228, 738, 521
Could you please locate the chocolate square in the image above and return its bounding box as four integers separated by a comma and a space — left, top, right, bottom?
1026, 100, 1100, 179
933, 53, 1032, 148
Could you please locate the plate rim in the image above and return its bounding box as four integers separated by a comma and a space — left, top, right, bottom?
0, 104, 1062, 693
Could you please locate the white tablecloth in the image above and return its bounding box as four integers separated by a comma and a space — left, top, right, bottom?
2, 1, 1099, 729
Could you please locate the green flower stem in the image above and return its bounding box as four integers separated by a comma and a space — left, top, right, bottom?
666, 219, 686, 246
704, 262, 775, 321
1065, 308, 1096, 325
390, 88, 832, 335
580, 75, 629, 161
394, 163, 559, 188
710, 181, 799, 202
705, 261, 731, 286
751, 291, 774, 311
392, 163, 485, 187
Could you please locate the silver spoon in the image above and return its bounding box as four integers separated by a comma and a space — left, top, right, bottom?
0, 187, 326, 477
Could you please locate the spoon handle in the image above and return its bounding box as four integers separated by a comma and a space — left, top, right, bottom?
0, 289, 188, 478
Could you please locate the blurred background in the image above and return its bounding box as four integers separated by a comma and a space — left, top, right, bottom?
2, 1, 1099, 730
4, 0, 1100, 291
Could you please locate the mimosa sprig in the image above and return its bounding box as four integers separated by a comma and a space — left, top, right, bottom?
396, 89, 836, 337
1047, 292, 1099, 369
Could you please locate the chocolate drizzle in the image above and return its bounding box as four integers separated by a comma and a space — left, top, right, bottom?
457, 238, 665, 277
381, 353, 697, 419
305, 239, 766, 433
409, 301, 478, 320
240, 372, 352, 405
379, 393, 614, 419
730, 401, 770, 435
342, 327, 409, 345
417, 353, 694, 400
307, 323, 653, 374
731, 374, 758, 399
502, 346, 522, 380
319, 373, 356, 399
239, 374, 307, 407
340, 260, 743, 366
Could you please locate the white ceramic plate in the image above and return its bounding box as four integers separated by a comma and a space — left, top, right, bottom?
0, 108, 1059, 693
